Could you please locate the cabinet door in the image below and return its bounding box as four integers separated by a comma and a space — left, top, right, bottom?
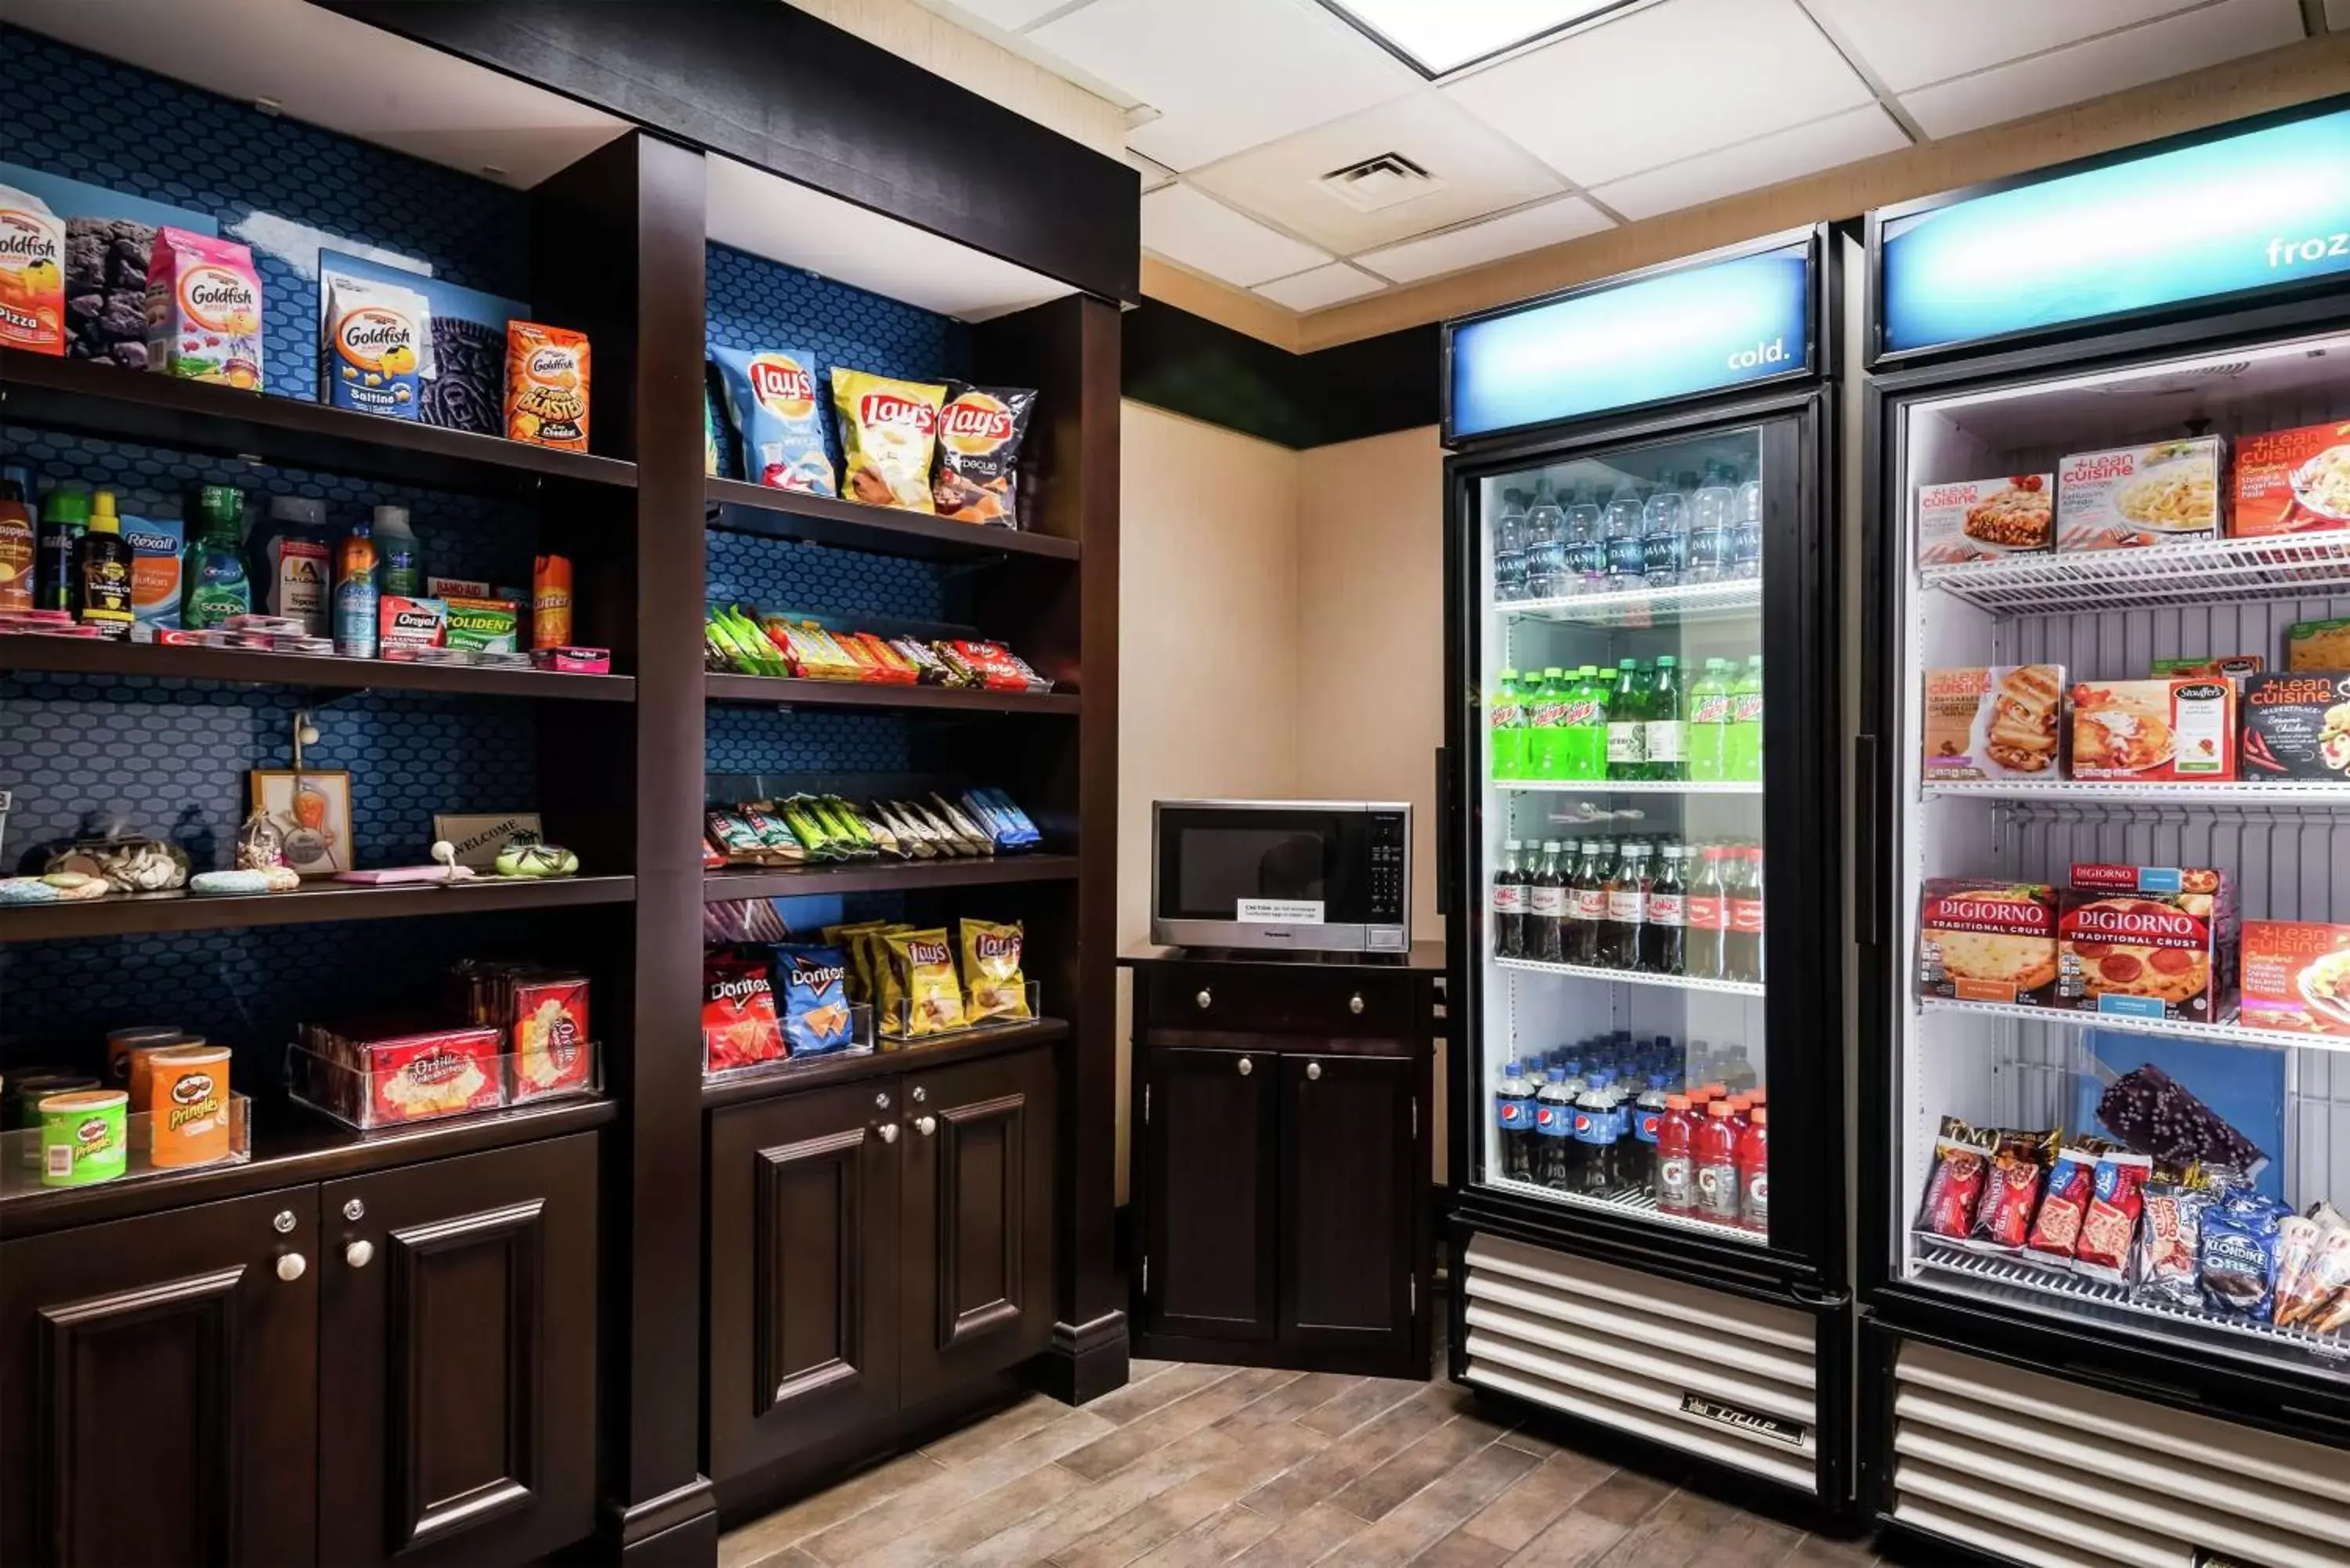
1280, 1052, 1415, 1359
900, 1046, 1056, 1407
1142, 1046, 1278, 1344
0, 1187, 320, 1568
708, 1081, 898, 1481
316, 1133, 598, 1568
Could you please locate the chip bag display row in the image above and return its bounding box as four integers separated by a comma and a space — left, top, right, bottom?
820, 917, 1034, 1040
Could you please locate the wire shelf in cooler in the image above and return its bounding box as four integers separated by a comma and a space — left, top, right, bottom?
1918, 996, 2350, 1058
1922, 778, 2350, 807
1500, 779, 1762, 796
1914, 1237, 2348, 1367
1495, 956, 1766, 997
1484, 1170, 1766, 1246
1501, 580, 1761, 628
1919, 533, 2350, 618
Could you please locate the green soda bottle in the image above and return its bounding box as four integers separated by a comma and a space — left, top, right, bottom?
1531, 667, 1571, 779
1645, 655, 1685, 782
1727, 656, 1764, 781
1564, 665, 1605, 780
1688, 659, 1731, 782
1490, 668, 1526, 780
1605, 658, 1647, 782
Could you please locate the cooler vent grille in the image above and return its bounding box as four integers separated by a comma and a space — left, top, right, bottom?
1459, 1233, 1819, 1494
1889, 1341, 2350, 1568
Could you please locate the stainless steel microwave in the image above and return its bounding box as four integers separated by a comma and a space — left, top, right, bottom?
1150, 800, 1411, 953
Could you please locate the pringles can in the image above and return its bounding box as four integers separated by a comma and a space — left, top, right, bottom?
105, 1024, 183, 1087
38, 1089, 128, 1187
145, 1043, 233, 1167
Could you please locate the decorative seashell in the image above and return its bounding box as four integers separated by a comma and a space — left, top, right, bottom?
190, 869, 273, 896
0, 879, 61, 905
262, 865, 302, 893
39, 873, 110, 901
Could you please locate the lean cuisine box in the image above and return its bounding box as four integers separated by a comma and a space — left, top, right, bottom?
1914, 475, 2054, 567
1922, 665, 2065, 779
2240, 670, 2350, 780
2056, 438, 2225, 552
2067, 677, 2235, 781
2057, 864, 2236, 1024
2232, 420, 2350, 538
2241, 919, 2350, 1035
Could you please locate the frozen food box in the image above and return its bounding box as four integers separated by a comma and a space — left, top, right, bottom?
1922, 665, 2065, 779
1918, 879, 2058, 1005
2240, 920, 2350, 1036
2055, 437, 2225, 552
2067, 677, 2234, 781
2240, 670, 2350, 780
2287, 617, 2350, 670
2149, 655, 2261, 681
1914, 475, 2054, 567
2058, 865, 2236, 1024
2232, 420, 2350, 538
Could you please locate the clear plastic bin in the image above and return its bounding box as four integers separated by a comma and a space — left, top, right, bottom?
286, 1040, 601, 1132
0, 1093, 252, 1196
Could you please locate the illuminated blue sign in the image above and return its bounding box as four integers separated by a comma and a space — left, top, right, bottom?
1882, 104, 2350, 354
1449, 240, 1812, 439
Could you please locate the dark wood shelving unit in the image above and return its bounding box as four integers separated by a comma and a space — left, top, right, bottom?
0, 348, 639, 497
707, 477, 1080, 562
703, 673, 1080, 714
703, 853, 1078, 901
0, 875, 636, 941
699, 1017, 1068, 1108
0, 634, 637, 701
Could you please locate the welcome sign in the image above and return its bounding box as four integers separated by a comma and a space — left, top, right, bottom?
1879, 102, 2350, 356
1448, 237, 1813, 439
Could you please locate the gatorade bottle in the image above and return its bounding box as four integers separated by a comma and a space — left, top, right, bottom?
1645, 656, 1685, 781
1656, 1094, 1697, 1216
1535, 1067, 1576, 1189
1605, 657, 1646, 782
1727, 656, 1763, 781
1490, 669, 1526, 780
1738, 1107, 1770, 1233
1495, 1059, 1537, 1182
1530, 667, 1571, 780
334, 515, 379, 658
1696, 1101, 1741, 1227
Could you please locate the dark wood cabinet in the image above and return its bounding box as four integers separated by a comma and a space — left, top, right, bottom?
0, 1187, 321, 1568
1141, 1047, 1278, 1343
707, 1042, 1060, 1490
1281, 1053, 1415, 1360
316, 1133, 600, 1568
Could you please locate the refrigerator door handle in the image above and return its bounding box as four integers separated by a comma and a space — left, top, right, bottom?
1853, 733, 1881, 947
1434, 745, 1453, 918
1791, 1282, 1851, 1309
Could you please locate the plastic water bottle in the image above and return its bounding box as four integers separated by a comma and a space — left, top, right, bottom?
1493, 489, 1528, 603
1687, 462, 1734, 585
1641, 468, 1688, 590
1564, 488, 1605, 594
1602, 482, 1645, 588
1730, 465, 1762, 580
1495, 1059, 1537, 1182
1535, 1067, 1577, 1189
1524, 481, 1564, 602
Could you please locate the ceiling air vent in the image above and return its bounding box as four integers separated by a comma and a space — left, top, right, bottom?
1316, 153, 1443, 212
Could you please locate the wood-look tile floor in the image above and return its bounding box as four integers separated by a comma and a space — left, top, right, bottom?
718, 1360, 1882, 1568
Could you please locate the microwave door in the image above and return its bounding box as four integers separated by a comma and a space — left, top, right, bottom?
1152, 804, 1409, 952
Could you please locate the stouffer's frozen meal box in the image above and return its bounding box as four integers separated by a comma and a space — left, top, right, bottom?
1918, 879, 2057, 1005
1914, 475, 2054, 567
2240, 919, 2350, 1036
2056, 438, 2225, 552
2240, 670, 2350, 780
2231, 421, 2350, 538
2149, 655, 2261, 681
2066, 677, 2234, 781
1922, 665, 2065, 779
2057, 865, 2236, 1024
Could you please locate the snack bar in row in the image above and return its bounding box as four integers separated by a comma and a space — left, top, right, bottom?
703, 789, 1039, 868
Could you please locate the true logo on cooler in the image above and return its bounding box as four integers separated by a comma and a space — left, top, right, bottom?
748, 354, 817, 417
1726, 336, 1791, 370
859, 393, 936, 433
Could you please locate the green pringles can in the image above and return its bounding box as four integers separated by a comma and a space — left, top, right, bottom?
38, 1089, 128, 1187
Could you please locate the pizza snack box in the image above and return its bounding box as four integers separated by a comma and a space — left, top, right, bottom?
2230, 419, 2350, 539
2066, 677, 2235, 782
2055, 437, 2225, 552
2240, 919, 2350, 1036
2057, 865, 2236, 1024
2240, 670, 2350, 781
1922, 664, 2065, 780
1914, 475, 2054, 567
1918, 879, 2057, 1006
2287, 618, 2350, 671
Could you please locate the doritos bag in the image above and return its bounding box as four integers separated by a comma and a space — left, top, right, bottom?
773, 943, 855, 1056
832, 368, 945, 511
960, 918, 1032, 1024
713, 348, 835, 495
932, 384, 1036, 526
702, 950, 785, 1071
884, 927, 965, 1037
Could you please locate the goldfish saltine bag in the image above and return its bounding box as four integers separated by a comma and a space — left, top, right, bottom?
712, 348, 835, 495
833, 368, 945, 511
320, 266, 432, 420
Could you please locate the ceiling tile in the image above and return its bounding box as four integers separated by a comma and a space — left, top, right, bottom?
1253, 262, 1389, 310
1029, 0, 1418, 170
1354, 196, 1614, 283
1588, 105, 1907, 221
1141, 184, 1334, 286
1441, 0, 1872, 188
1805, 0, 2205, 93
1126, 150, 1179, 193
929, 0, 1075, 29
1187, 92, 1566, 253
1899, 0, 2305, 138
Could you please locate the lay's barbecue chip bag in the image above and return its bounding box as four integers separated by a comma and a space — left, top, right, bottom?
931, 384, 1036, 527
832, 368, 945, 511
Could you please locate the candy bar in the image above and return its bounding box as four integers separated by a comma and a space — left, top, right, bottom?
2096, 1064, 2267, 1176
1915, 1118, 1995, 1241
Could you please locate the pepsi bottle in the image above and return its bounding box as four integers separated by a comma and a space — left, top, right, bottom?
1535, 1068, 1577, 1189
1494, 1058, 1537, 1182
1574, 1070, 1622, 1195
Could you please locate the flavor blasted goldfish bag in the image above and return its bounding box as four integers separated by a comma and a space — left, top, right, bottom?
506, 322, 590, 450
832, 369, 945, 511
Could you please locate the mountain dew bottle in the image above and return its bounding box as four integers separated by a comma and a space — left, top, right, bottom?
1529, 667, 1571, 779
1491, 668, 1527, 780
1687, 659, 1732, 782
1726, 656, 1764, 781
1561, 665, 1606, 780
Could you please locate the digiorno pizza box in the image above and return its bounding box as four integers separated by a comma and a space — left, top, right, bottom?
1918, 879, 2057, 1005
2056, 864, 2236, 1024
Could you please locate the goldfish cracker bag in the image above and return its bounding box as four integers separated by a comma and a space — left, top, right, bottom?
147, 229, 262, 388
884, 928, 965, 1038
832, 369, 945, 511
960, 919, 1032, 1024
506, 322, 591, 450
0, 184, 66, 355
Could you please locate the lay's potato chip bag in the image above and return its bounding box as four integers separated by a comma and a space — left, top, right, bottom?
833, 368, 945, 511
713, 348, 835, 495
960, 918, 1031, 1024
884, 927, 964, 1038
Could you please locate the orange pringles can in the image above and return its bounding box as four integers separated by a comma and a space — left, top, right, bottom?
532, 553, 573, 649
125, 1038, 196, 1112
144, 1043, 234, 1167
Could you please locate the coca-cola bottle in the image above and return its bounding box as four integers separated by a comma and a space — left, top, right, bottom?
1600, 840, 1648, 970
1642, 843, 1687, 975
1725, 845, 1766, 982
1493, 840, 1527, 959
1528, 840, 1565, 963
1568, 839, 1608, 965
1687, 844, 1730, 980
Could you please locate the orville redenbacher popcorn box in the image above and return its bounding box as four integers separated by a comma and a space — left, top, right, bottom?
2057, 863, 2236, 1024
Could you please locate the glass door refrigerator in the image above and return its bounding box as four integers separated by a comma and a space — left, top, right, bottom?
1858, 99, 2350, 1568
1442, 227, 1850, 1507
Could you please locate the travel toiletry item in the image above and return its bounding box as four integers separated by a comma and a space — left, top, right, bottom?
180, 484, 251, 630
373, 505, 421, 595
334, 516, 379, 658
252, 495, 331, 634
125, 511, 183, 629
73, 490, 133, 634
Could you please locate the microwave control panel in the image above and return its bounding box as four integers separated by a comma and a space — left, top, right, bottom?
1368, 809, 1408, 930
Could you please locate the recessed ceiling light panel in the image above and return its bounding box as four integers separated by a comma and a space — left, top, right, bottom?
1318, 0, 1638, 78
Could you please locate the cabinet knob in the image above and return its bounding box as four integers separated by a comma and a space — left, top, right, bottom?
877, 1123, 899, 1144
916, 1115, 937, 1137
875, 1091, 891, 1109
342, 1198, 365, 1222
1237, 1057, 1253, 1076
1307, 1061, 1322, 1081
272, 1209, 298, 1235
911, 1086, 926, 1104
344, 1240, 374, 1270
276, 1253, 307, 1283
1195, 988, 1213, 1010
1348, 993, 1365, 1015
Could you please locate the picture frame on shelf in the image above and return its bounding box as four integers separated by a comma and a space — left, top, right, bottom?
433, 811, 544, 869
248, 769, 353, 876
